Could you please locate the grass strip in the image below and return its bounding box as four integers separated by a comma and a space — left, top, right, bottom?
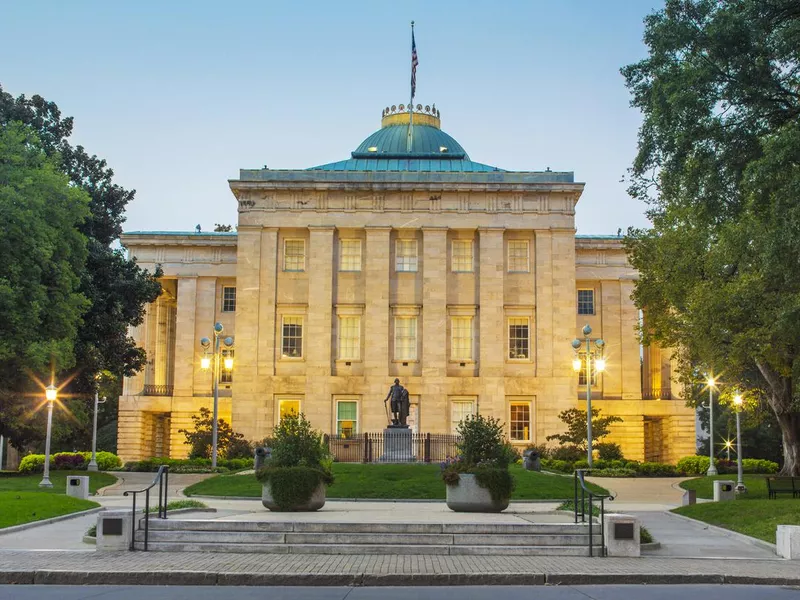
0, 470, 117, 494
0, 491, 99, 528
673, 498, 800, 543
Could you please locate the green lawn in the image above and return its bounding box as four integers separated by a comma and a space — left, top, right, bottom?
184, 463, 607, 500
673, 499, 800, 543
678, 475, 769, 499
0, 470, 117, 528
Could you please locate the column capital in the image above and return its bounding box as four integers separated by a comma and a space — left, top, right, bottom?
421, 226, 448, 232
478, 226, 506, 233
308, 225, 336, 232
364, 225, 392, 233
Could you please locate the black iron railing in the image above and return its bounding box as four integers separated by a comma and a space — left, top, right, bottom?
573, 468, 615, 557
642, 387, 672, 400
123, 465, 169, 551
324, 432, 460, 463
142, 384, 174, 396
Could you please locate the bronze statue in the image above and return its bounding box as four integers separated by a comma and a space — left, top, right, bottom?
384, 378, 410, 427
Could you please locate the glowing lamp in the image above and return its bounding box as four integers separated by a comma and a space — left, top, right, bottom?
45, 384, 57, 402
595, 358, 606, 372
201, 356, 211, 370
734, 394, 743, 406
707, 376, 716, 387
572, 358, 582, 372
224, 357, 234, 370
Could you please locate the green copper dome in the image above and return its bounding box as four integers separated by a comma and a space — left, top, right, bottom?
353, 123, 469, 159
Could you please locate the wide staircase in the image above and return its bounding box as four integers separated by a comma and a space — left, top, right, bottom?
134, 519, 603, 556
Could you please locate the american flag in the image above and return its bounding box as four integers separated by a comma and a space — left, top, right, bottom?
411, 28, 419, 100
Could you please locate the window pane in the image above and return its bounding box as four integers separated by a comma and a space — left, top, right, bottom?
396, 240, 418, 272
508, 317, 530, 359
220, 349, 234, 383
284, 240, 305, 271
340, 239, 362, 271
279, 399, 300, 421
510, 403, 531, 441
508, 240, 529, 272
451, 400, 475, 434
339, 316, 360, 360
282, 316, 303, 358
451, 316, 472, 360
577, 356, 598, 386
395, 317, 417, 360
222, 287, 236, 312
337, 401, 358, 437
578, 290, 595, 315
452, 240, 473, 272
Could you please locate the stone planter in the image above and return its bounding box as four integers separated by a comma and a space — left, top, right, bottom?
261, 482, 326, 512
445, 473, 510, 512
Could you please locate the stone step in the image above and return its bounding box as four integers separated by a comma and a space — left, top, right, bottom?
134, 530, 601, 547
133, 541, 594, 556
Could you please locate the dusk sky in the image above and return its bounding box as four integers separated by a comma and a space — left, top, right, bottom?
1, 0, 662, 235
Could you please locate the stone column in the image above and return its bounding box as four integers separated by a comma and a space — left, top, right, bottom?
364, 226, 391, 430
600, 280, 622, 398
479, 227, 505, 419
305, 226, 334, 429
534, 231, 553, 378
619, 279, 641, 400
256, 228, 278, 434
192, 277, 217, 394
172, 277, 197, 398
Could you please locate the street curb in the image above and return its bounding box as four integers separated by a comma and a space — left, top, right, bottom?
186, 495, 566, 504
0, 507, 102, 536
93, 472, 121, 496
0, 570, 798, 587
667, 510, 778, 554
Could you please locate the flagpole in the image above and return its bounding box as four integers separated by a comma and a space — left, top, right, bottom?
407, 20, 415, 153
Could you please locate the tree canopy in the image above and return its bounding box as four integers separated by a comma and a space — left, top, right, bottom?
622, 0, 800, 474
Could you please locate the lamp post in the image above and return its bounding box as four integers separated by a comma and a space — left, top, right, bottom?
572, 324, 605, 467
733, 394, 747, 493
706, 376, 718, 476
87, 375, 107, 472
200, 322, 234, 468
39, 384, 58, 488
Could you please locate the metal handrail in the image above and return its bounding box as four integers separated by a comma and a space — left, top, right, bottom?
573, 468, 615, 557
123, 465, 169, 551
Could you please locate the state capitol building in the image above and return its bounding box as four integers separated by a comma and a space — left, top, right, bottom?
117, 102, 695, 463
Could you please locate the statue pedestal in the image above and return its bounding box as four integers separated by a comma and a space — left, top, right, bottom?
379, 427, 415, 463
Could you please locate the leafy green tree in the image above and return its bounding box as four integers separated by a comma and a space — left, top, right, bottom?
0, 123, 90, 446
546, 408, 622, 450
0, 85, 161, 450
621, 0, 800, 474
178, 407, 252, 460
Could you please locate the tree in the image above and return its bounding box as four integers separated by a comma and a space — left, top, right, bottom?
621, 0, 800, 474
213, 224, 233, 232
546, 408, 622, 450
0, 85, 161, 449
178, 407, 252, 460
0, 123, 90, 446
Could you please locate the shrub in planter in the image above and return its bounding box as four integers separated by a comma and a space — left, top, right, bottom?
441, 414, 515, 512
256, 412, 333, 511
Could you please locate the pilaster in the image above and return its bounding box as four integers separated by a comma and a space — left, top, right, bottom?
364, 226, 391, 428
306, 226, 335, 429
422, 227, 447, 377
479, 227, 505, 419
534, 231, 553, 378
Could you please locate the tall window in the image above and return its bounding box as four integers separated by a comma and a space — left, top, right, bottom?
578, 358, 598, 386
340, 239, 362, 272
281, 316, 303, 358
219, 349, 234, 383
222, 286, 236, 312
451, 316, 473, 361
284, 239, 305, 272
451, 240, 473, 272
577, 289, 595, 315
451, 399, 476, 434
510, 403, 531, 441
279, 398, 300, 422
394, 316, 417, 360
336, 401, 358, 437
508, 240, 530, 272
508, 317, 530, 360
396, 240, 418, 272
338, 316, 360, 360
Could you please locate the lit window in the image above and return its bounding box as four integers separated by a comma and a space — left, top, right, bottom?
336, 401, 358, 437
578, 357, 599, 386
451, 316, 473, 361
451, 240, 473, 272
220, 349, 234, 383
578, 289, 595, 315
508, 317, 530, 360
338, 316, 360, 360
284, 239, 306, 272
394, 316, 417, 360
279, 398, 300, 422
340, 239, 362, 272
510, 403, 531, 441
281, 316, 303, 358
222, 286, 236, 312
451, 399, 476, 434
508, 240, 530, 272
396, 240, 418, 272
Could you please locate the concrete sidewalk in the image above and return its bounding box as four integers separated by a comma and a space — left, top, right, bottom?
0, 551, 796, 587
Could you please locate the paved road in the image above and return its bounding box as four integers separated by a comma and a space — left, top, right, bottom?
1, 586, 799, 600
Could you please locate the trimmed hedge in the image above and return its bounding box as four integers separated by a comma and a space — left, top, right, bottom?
18, 451, 122, 474
122, 457, 254, 473
676, 456, 779, 475
541, 455, 780, 477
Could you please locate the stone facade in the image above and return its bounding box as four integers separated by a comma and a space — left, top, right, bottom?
117, 108, 696, 463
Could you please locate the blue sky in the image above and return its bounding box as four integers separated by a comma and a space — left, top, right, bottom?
1, 0, 662, 234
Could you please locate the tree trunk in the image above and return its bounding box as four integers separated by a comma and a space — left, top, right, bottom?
756, 360, 800, 476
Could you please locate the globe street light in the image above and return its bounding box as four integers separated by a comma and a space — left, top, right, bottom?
706, 376, 718, 476
87, 373, 107, 472
39, 384, 58, 488
572, 324, 605, 467
733, 394, 747, 493
200, 322, 234, 468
